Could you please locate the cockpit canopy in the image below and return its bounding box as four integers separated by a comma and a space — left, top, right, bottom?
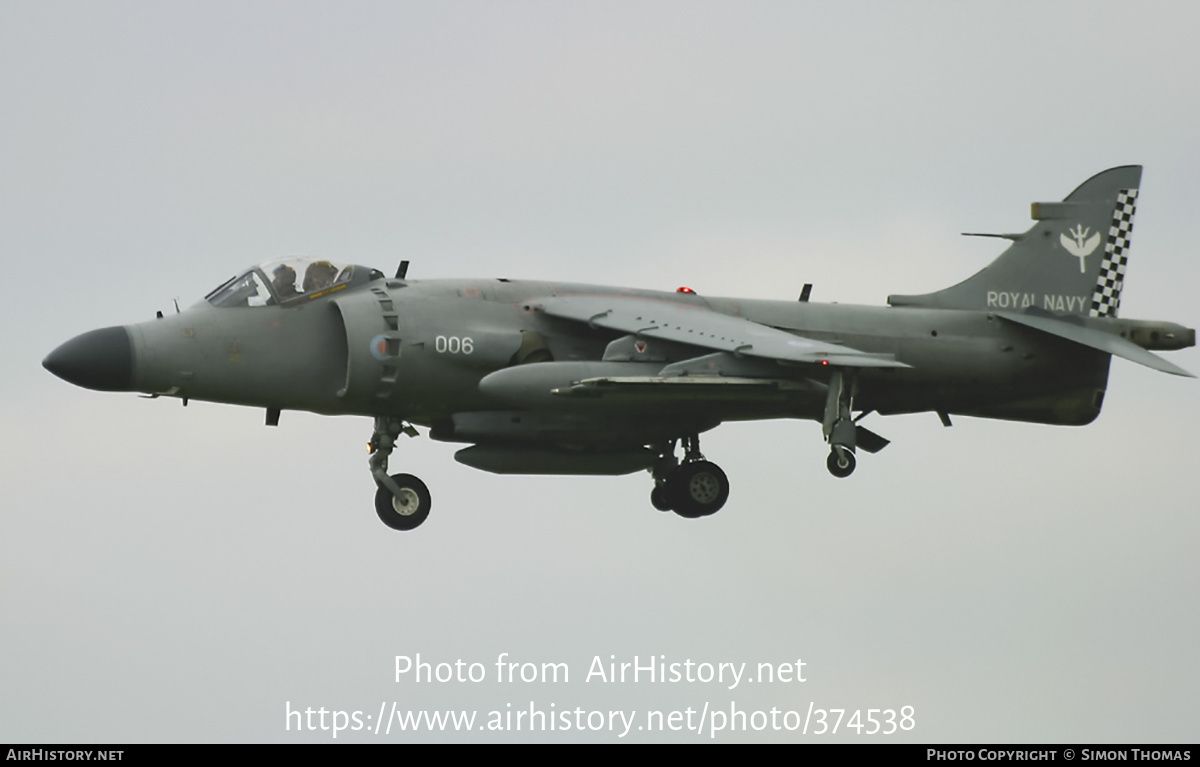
206, 258, 384, 308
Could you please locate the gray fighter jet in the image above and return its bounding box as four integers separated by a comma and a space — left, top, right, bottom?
44, 166, 1194, 530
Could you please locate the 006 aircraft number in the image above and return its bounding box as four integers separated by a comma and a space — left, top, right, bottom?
434, 335, 474, 354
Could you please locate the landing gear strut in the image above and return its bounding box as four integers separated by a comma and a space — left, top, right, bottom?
369, 417, 429, 530
823, 370, 857, 478
650, 435, 729, 518
817, 371, 892, 476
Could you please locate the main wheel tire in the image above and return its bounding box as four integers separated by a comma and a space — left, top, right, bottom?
650, 485, 673, 512
826, 448, 856, 478
670, 461, 729, 518
374, 473, 431, 530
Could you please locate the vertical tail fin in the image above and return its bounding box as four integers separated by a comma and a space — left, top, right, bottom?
888, 166, 1142, 317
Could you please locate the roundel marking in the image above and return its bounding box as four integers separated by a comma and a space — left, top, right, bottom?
370, 334, 392, 361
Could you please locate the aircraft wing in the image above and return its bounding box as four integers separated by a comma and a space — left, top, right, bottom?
533, 296, 909, 369
997, 311, 1194, 377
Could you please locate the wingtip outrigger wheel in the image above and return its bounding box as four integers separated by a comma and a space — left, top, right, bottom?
826, 446, 856, 478
822, 369, 859, 479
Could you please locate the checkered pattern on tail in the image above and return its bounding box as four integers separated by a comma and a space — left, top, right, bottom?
1089, 188, 1138, 318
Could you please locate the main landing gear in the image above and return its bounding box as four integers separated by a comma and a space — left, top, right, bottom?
369, 417, 429, 531
650, 435, 730, 519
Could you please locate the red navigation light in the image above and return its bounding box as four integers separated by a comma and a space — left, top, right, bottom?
820, 359, 829, 366
676, 286, 695, 294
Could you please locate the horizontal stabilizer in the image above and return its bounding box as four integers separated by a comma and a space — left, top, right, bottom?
997, 312, 1194, 377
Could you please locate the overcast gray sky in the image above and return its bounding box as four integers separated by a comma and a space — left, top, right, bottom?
3, 1, 1197, 743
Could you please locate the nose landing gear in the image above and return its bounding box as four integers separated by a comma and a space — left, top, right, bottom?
369, 417, 429, 530
374, 473, 431, 530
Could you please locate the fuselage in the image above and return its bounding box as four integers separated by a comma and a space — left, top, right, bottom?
94, 273, 1115, 438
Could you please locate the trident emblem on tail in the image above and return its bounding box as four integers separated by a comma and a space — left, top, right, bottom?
1060, 224, 1101, 273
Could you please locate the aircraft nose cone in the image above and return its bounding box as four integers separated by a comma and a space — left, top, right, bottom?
43, 326, 135, 391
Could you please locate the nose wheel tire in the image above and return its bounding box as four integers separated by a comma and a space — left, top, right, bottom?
669, 461, 729, 518
826, 448, 856, 478
374, 473, 431, 530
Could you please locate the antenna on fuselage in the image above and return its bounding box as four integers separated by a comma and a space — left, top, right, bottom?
961, 232, 1024, 242
395, 260, 410, 279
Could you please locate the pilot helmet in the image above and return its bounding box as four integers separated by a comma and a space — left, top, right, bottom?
303, 260, 338, 291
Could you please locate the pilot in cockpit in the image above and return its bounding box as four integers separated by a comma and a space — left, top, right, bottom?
303, 260, 338, 292
271, 264, 300, 300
